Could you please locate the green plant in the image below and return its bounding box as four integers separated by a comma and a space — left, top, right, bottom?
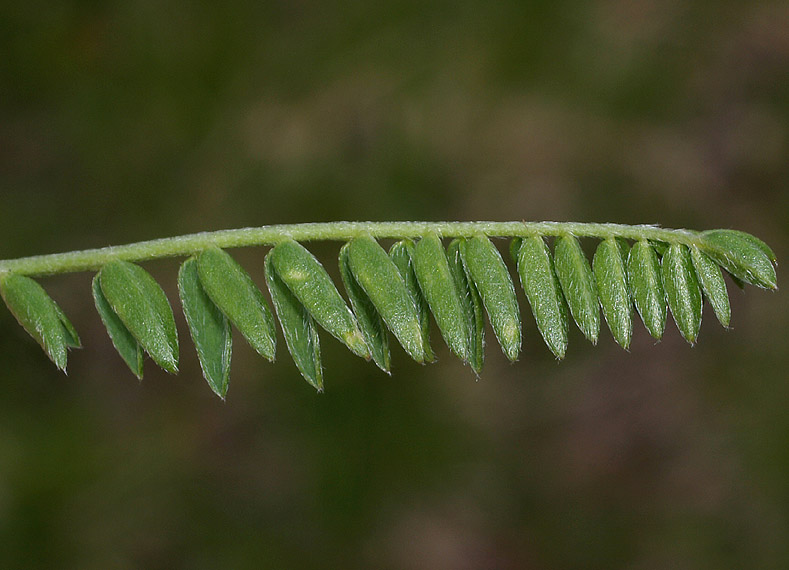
0, 222, 777, 398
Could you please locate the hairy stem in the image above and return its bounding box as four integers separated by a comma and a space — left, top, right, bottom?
0, 221, 702, 278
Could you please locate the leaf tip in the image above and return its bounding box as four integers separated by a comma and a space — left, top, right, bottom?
617, 337, 631, 351
160, 357, 179, 375
681, 331, 699, 346
345, 329, 372, 360
502, 324, 521, 362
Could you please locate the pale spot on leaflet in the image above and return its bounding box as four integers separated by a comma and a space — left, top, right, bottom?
284, 269, 309, 282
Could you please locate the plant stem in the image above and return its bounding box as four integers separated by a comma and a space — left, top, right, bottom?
0, 221, 702, 277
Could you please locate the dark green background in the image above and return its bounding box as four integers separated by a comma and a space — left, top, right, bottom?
1, 1, 787, 568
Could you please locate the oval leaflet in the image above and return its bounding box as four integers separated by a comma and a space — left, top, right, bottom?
265, 253, 323, 390
179, 258, 233, 398
339, 243, 391, 372
690, 246, 730, 328
593, 238, 632, 349
98, 260, 179, 374
662, 244, 702, 344
460, 235, 521, 362
447, 239, 485, 374
627, 240, 666, 340
516, 236, 568, 358
389, 240, 436, 362
0, 273, 77, 371
197, 247, 276, 361
553, 235, 600, 344
412, 233, 469, 362
268, 240, 368, 359
346, 236, 425, 363
92, 274, 144, 379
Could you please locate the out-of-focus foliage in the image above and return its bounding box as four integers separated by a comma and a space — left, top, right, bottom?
0, 0, 787, 568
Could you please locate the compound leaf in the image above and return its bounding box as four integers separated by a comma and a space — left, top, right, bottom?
0, 221, 778, 391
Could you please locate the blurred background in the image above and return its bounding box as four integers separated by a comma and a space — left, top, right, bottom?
1, 0, 787, 568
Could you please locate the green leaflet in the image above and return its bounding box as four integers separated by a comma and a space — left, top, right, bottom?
264, 253, 322, 390
627, 240, 666, 340
516, 236, 568, 358
707, 229, 776, 263
448, 239, 485, 374
553, 235, 600, 344
268, 240, 369, 359
0, 273, 78, 371
92, 275, 144, 379
389, 240, 435, 362
662, 244, 702, 344
196, 247, 276, 361
460, 235, 521, 361
97, 260, 179, 374
339, 243, 391, 372
346, 236, 425, 363
178, 258, 233, 398
412, 233, 469, 362
593, 238, 632, 349
690, 246, 730, 328
700, 229, 777, 289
